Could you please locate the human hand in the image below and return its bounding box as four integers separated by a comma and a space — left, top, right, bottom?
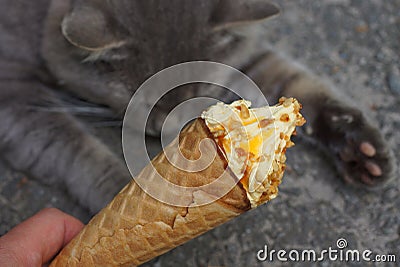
0, 208, 84, 267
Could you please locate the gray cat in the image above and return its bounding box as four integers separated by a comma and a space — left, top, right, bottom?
0, 0, 395, 213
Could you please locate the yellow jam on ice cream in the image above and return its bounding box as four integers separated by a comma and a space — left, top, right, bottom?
201, 97, 305, 208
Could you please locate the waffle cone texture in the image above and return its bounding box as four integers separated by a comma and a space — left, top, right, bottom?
50, 119, 251, 266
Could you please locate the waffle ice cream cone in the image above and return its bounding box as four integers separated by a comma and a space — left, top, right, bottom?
50, 98, 305, 267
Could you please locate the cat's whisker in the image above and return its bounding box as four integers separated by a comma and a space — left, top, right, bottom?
29, 105, 116, 118
90, 121, 123, 128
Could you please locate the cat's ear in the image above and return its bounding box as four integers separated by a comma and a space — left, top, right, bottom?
61, 2, 126, 52
211, 0, 280, 30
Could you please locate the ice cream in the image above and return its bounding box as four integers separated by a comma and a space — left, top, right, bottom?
201, 97, 305, 207
50, 97, 305, 267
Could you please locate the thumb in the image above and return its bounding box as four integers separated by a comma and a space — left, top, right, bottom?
0, 208, 84, 267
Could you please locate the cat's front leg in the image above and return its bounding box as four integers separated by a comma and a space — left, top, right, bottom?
0, 82, 131, 213
246, 51, 396, 188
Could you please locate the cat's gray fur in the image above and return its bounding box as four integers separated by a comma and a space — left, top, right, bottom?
0, 0, 395, 213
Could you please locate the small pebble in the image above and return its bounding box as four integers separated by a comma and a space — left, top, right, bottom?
355, 24, 369, 33
388, 70, 400, 95
359, 142, 376, 157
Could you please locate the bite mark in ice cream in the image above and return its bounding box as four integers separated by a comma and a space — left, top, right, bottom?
201, 97, 306, 208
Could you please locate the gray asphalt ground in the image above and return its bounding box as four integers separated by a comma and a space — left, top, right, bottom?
1, 0, 399, 266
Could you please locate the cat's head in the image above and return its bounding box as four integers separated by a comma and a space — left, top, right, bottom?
58, 0, 279, 134
61, 0, 279, 80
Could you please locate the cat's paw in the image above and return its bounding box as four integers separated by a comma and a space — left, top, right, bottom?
312, 102, 396, 188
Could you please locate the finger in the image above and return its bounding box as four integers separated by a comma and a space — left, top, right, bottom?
0, 208, 84, 267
